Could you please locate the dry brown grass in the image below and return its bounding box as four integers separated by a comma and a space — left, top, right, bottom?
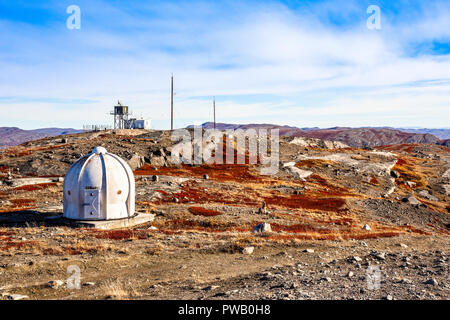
101, 280, 138, 300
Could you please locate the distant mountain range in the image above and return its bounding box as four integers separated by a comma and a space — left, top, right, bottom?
1, 125, 449, 149
0, 127, 83, 148
189, 122, 450, 148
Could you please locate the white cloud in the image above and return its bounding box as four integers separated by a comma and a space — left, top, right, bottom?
0, 0, 449, 129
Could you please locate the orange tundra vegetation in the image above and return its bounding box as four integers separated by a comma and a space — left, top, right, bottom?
155, 218, 249, 233
0, 198, 36, 213
135, 163, 265, 183
189, 206, 222, 216
14, 183, 57, 191
167, 182, 261, 206
392, 158, 426, 188
264, 193, 347, 213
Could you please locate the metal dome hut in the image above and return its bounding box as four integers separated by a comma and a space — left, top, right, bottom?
63, 146, 135, 221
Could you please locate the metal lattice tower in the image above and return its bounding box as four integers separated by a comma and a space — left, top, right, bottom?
110, 101, 130, 129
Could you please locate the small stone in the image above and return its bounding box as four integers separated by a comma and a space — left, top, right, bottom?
8, 294, 29, 300
390, 170, 400, 178
347, 271, 354, 278
47, 280, 64, 289
304, 249, 315, 253
399, 278, 412, 284
152, 175, 159, 182
402, 196, 420, 206
385, 295, 393, 300
362, 224, 371, 231
406, 181, 416, 188
424, 278, 438, 286
399, 243, 408, 248
360, 241, 368, 247
202, 285, 219, 291
371, 252, 386, 261
242, 246, 254, 255
320, 277, 332, 282
252, 223, 272, 233
83, 282, 95, 286
351, 256, 362, 262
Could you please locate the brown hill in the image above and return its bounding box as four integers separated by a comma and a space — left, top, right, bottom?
193, 123, 444, 148
0, 127, 83, 149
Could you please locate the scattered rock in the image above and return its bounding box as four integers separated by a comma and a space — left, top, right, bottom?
304, 249, 315, 253
203, 285, 219, 291
371, 252, 386, 261
424, 278, 438, 286
253, 223, 272, 233
402, 196, 420, 206
242, 246, 255, 255
406, 181, 416, 188
7, 294, 29, 300
362, 224, 371, 231
83, 282, 96, 287
203, 174, 209, 180
418, 190, 438, 201
390, 170, 400, 178
258, 202, 268, 214
127, 154, 146, 170
47, 280, 64, 289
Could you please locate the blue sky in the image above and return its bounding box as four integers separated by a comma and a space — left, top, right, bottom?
0, 0, 449, 129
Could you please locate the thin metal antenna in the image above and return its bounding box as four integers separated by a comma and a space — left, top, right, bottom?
171, 73, 174, 131
213, 96, 216, 130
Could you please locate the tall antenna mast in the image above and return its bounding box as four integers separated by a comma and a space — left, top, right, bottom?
213, 96, 216, 130
171, 73, 174, 131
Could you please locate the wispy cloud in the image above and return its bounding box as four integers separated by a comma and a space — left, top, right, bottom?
0, 0, 449, 129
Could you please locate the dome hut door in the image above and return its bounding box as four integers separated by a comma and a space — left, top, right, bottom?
83, 188, 101, 219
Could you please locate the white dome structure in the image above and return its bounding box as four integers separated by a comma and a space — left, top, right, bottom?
63, 146, 135, 220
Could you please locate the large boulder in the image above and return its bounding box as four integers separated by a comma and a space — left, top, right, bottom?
127, 154, 145, 170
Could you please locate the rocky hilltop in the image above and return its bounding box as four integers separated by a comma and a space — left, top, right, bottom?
194, 122, 448, 148
0, 129, 448, 300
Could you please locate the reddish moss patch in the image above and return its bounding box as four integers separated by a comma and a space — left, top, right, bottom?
156, 189, 169, 196
168, 183, 260, 207
369, 176, 379, 185
14, 183, 56, 192
92, 229, 148, 240
308, 174, 353, 196
0, 240, 37, 251
157, 218, 249, 233
0, 198, 36, 213
264, 194, 347, 213
270, 222, 330, 234
135, 163, 265, 183
189, 206, 222, 217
